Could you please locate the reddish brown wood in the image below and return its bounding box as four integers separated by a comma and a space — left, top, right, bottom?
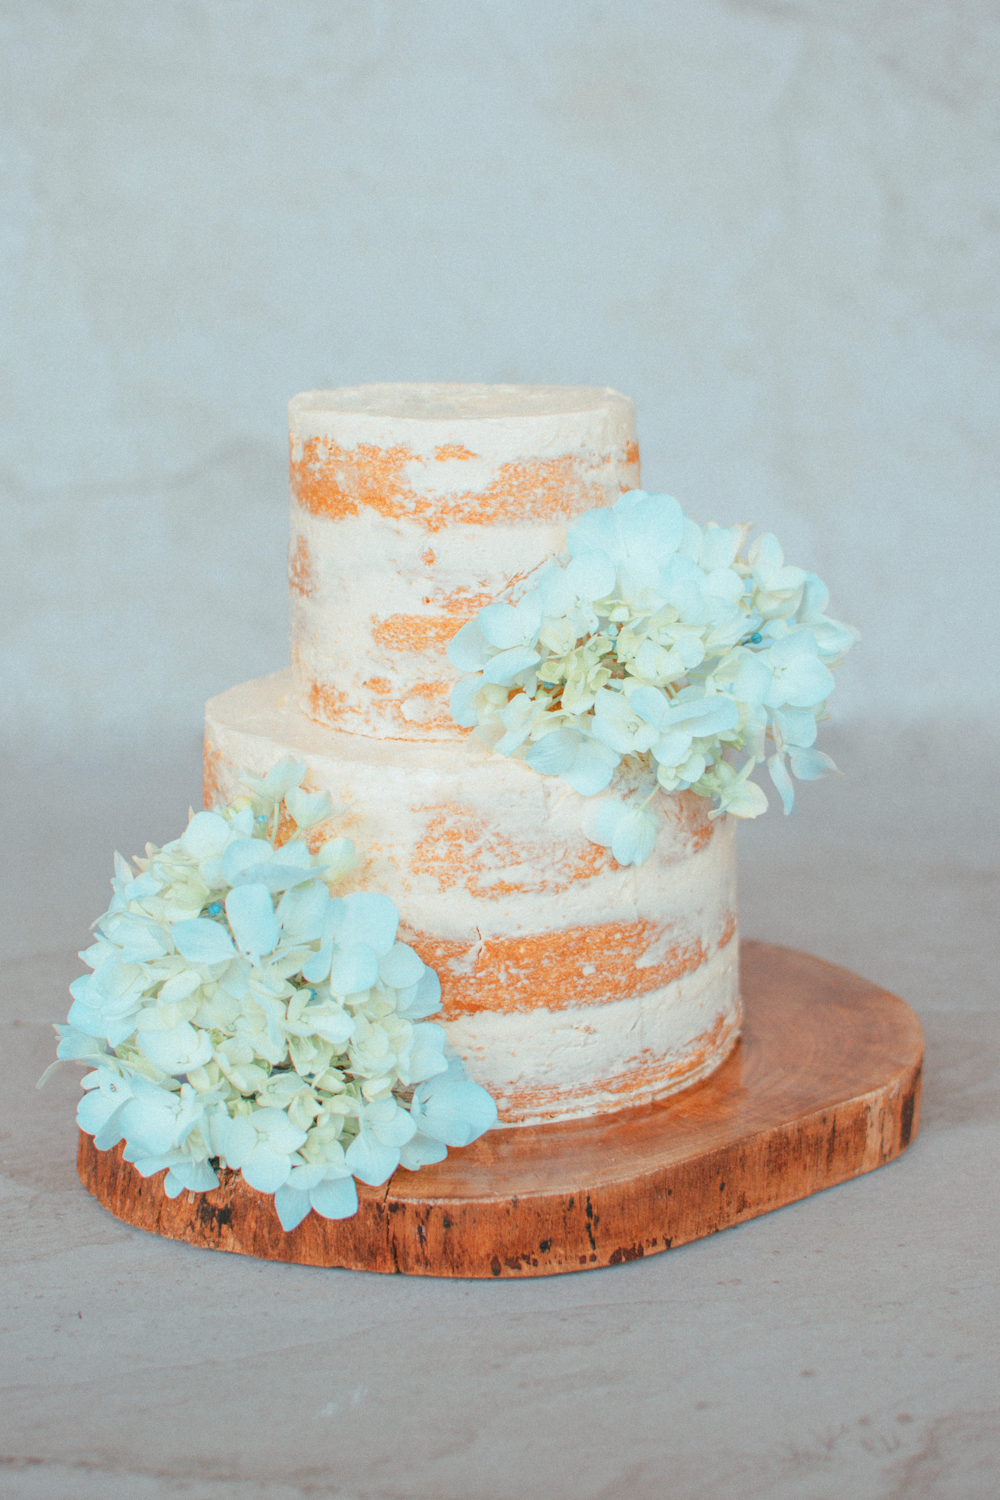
77, 941, 923, 1277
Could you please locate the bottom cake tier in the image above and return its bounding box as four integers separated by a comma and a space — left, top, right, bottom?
204, 670, 741, 1126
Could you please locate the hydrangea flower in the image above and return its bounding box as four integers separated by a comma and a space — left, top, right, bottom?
43, 762, 498, 1232
449, 490, 857, 866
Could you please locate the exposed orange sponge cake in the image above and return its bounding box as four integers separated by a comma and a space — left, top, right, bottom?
205, 385, 741, 1127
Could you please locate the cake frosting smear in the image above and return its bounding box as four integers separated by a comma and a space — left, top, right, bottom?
205, 384, 740, 1126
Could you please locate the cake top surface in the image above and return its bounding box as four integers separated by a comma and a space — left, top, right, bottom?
290, 383, 632, 423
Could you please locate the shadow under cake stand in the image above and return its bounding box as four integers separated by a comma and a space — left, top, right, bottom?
78, 941, 923, 1278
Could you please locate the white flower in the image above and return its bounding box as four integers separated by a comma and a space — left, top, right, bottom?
135, 1020, 213, 1076
447, 492, 852, 862
567, 489, 684, 595
707, 760, 770, 820
50, 776, 498, 1234
761, 631, 834, 710
410, 1057, 499, 1147
524, 726, 620, 796
581, 796, 659, 868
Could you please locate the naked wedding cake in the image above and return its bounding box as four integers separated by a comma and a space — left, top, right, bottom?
203, 384, 741, 1126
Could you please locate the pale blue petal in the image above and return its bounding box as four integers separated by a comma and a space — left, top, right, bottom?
369, 1103, 419, 1149
276, 881, 329, 943
447, 619, 491, 672
731, 655, 772, 707
699, 524, 740, 572
616, 492, 684, 565
309, 1176, 359, 1220
220, 837, 273, 886
274, 1185, 312, 1231
566, 506, 617, 558
525, 729, 581, 776
286, 1162, 328, 1192
179, 810, 232, 859
772, 708, 817, 748
562, 740, 617, 796
788, 747, 838, 781
398, 1132, 449, 1170
536, 566, 577, 617
241, 1144, 293, 1194
398, 1023, 450, 1087
338, 892, 399, 955
450, 674, 483, 728
629, 685, 670, 728
225, 884, 279, 959
411, 1076, 498, 1147
329, 943, 379, 997
118, 1097, 178, 1157
482, 646, 541, 685
767, 753, 796, 815
77, 1082, 127, 1136
477, 601, 524, 650
376, 943, 422, 990
172, 918, 237, 965
650, 728, 693, 767
345, 1129, 399, 1186
514, 591, 543, 641
396, 965, 442, 1019
165, 1160, 219, 1194
127, 1151, 178, 1175
610, 807, 658, 867
566, 550, 616, 601
211, 1112, 257, 1168
580, 795, 627, 848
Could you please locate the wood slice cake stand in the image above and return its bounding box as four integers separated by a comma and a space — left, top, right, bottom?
78, 941, 923, 1278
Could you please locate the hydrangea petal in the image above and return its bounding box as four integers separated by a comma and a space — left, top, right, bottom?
788, 747, 838, 781
450, 674, 483, 728
566, 506, 617, 558
329, 942, 379, 997
477, 602, 525, 650
610, 806, 659, 867
536, 566, 577, 617
767, 753, 796, 815
398, 1132, 449, 1170
225, 883, 280, 959
561, 740, 617, 796
309, 1176, 359, 1220
274, 1185, 312, 1231
410, 1073, 498, 1147
396, 966, 442, 1020
525, 728, 581, 777
240, 1143, 294, 1194
345, 1128, 400, 1186
172, 917, 237, 965
378, 942, 425, 989
566, 550, 616, 601
482, 645, 541, 685
447, 618, 490, 672
338, 892, 399, 956
179, 810, 232, 860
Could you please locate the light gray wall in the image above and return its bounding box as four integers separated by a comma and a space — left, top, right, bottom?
2, 0, 997, 958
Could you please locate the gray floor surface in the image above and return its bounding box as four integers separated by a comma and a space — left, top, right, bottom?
2, 731, 997, 1500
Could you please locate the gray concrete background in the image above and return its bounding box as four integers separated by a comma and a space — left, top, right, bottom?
1, 3, 997, 1497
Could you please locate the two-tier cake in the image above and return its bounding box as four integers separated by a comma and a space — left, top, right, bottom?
203, 385, 740, 1126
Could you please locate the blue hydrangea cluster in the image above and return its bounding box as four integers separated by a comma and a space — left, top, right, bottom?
44, 760, 497, 1231
448, 490, 857, 866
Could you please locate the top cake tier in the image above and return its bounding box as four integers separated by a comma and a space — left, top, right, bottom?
288, 383, 640, 741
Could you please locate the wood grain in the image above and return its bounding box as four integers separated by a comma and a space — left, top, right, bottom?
77, 941, 923, 1278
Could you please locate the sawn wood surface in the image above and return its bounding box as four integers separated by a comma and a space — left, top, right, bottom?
77, 941, 924, 1278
